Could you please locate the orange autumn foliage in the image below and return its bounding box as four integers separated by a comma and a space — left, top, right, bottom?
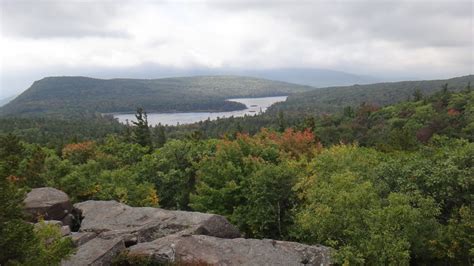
233, 128, 321, 159
62, 141, 96, 164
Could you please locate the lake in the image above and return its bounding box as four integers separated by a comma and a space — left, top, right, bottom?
114, 96, 287, 126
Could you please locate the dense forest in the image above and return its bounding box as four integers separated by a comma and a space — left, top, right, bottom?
0, 76, 313, 117
162, 75, 474, 140
270, 74, 474, 116
1, 79, 472, 265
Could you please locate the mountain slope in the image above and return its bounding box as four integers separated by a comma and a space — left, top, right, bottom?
0, 95, 16, 107
0, 76, 315, 117
269, 75, 473, 115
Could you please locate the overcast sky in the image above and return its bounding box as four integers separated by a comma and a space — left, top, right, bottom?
0, 0, 473, 97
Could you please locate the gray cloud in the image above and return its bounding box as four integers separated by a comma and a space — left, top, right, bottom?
0, 0, 472, 96
211, 0, 472, 48
0, 0, 128, 38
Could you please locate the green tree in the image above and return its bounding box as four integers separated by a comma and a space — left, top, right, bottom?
236, 162, 300, 239
294, 171, 440, 264
0, 134, 73, 265
190, 130, 315, 238
0, 134, 24, 178
277, 111, 286, 132
132, 107, 152, 149
28, 222, 74, 266
0, 178, 38, 264
434, 206, 474, 264
136, 139, 217, 210
154, 124, 167, 148
465, 81, 471, 93
413, 89, 423, 101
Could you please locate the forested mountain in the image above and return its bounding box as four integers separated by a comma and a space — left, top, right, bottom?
166, 84, 474, 143
0, 76, 314, 117
269, 75, 474, 116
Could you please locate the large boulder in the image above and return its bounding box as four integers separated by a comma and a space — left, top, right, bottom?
61, 237, 125, 266
24, 187, 73, 223
127, 234, 332, 266
74, 200, 240, 244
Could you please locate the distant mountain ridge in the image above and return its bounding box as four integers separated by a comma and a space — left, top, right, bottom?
0, 67, 388, 98
233, 68, 378, 87
74, 66, 380, 87
0, 75, 315, 117
268, 74, 474, 115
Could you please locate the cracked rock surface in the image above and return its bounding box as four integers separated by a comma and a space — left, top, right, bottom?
127, 234, 332, 266
25, 188, 331, 266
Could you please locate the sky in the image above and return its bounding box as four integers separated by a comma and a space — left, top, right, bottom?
0, 0, 473, 97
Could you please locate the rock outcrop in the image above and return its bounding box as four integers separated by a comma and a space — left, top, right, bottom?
25, 188, 331, 266
63, 200, 241, 265
62, 237, 125, 266
127, 234, 332, 265
24, 187, 74, 226
74, 200, 241, 243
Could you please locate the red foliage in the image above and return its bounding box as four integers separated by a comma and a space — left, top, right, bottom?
276, 128, 318, 156
416, 127, 435, 143
447, 108, 461, 116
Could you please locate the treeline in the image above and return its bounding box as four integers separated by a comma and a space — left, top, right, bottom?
268, 74, 473, 116
0, 115, 124, 148
166, 83, 474, 147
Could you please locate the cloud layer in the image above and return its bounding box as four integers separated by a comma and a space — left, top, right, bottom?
0, 0, 472, 96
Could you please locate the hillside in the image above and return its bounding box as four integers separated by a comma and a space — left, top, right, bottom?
269, 75, 474, 116
0, 75, 315, 117
0, 95, 16, 107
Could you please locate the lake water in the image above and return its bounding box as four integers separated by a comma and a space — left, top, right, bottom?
114, 96, 287, 126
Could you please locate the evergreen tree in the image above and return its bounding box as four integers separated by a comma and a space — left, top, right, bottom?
131, 108, 152, 149
154, 123, 167, 148
303, 116, 316, 132
0, 177, 38, 264
277, 111, 286, 132
413, 89, 423, 101
441, 83, 450, 106
442, 83, 449, 94
343, 106, 355, 118
123, 120, 132, 142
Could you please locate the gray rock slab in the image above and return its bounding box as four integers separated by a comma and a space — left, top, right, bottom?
70, 232, 97, 247
127, 234, 332, 266
61, 237, 125, 266
74, 200, 240, 243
